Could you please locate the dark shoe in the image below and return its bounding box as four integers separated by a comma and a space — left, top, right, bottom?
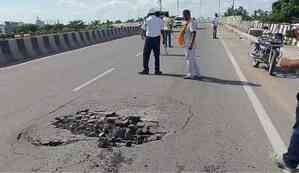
155, 71, 163, 75
139, 70, 149, 75
274, 154, 298, 173
192, 76, 202, 80
184, 75, 201, 80
184, 75, 192, 79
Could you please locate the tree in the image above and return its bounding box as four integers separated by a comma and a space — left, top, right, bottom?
224, 6, 252, 20
115, 20, 122, 24
126, 19, 135, 23
89, 20, 102, 29
135, 17, 144, 22
68, 20, 86, 31
52, 23, 65, 32
16, 24, 39, 33
270, 0, 299, 23
252, 9, 270, 22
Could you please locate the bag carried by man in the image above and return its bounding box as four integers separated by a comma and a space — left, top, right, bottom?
177, 22, 189, 47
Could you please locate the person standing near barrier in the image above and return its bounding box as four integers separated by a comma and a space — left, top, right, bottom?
163, 14, 174, 49
212, 13, 220, 39
139, 8, 163, 75
182, 9, 200, 80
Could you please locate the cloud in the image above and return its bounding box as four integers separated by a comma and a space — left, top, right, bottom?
58, 0, 88, 9
0, 0, 278, 23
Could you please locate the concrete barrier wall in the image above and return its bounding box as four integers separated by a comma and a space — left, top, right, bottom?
90, 31, 97, 44
23, 37, 37, 58
74, 32, 84, 47
95, 30, 102, 42
0, 40, 11, 64
36, 36, 49, 55
78, 32, 88, 46
0, 45, 8, 65
0, 26, 139, 66
48, 35, 59, 53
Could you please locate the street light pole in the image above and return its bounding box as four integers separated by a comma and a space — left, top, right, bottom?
177, 0, 179, 16
159, 0, 162, 11
218, 0, 221, 15
233, 0, 235, 13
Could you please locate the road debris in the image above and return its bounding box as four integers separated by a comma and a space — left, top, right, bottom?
52, 109, 166, 148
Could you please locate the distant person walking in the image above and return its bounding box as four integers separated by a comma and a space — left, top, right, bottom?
276, 93, 299, 172
140, 8, 163, 75
212, 13, 220, 39
163, 14, 174, 49
182, 9, 200, 79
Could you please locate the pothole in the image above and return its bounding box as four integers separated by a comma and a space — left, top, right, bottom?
51, 109, 167, 148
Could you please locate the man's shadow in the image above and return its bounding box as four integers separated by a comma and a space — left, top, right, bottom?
161, 73, 261, 87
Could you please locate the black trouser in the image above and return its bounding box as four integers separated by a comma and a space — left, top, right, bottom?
163, 30, 172, 48
283, 102, 299, 169
143, 36, 161, 72
213, 25, 218, 39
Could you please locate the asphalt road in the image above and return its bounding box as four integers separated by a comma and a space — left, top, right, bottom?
0, 24, 298, 172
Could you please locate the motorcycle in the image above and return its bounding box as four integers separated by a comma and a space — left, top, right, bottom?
250, 33, 284, 76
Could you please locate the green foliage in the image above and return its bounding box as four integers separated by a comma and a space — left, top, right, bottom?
252, 9, 271, 22
224, 6, 252, 20
271, 0, 299, 23
126, 19, 135, 23
52, 24, 65, 32
286, 29, 296, 38
224, 0, 299, 23
7, 17, 140, 37
88, 20, 102, 30
115, 20, 122, 24
135, 18, 144, 22
16, 24, 38, 33
68, 20, 86, 31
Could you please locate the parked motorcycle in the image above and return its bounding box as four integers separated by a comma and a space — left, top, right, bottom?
250, 33, 284, 76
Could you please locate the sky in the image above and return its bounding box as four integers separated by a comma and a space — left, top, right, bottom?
0, 0, 277, 24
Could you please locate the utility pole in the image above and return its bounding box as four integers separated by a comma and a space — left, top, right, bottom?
199, 0, 202, 17
177, 0, 179, 16
232, 0, 235, 15
159, 0, 162, 11
218, 0, 221, 16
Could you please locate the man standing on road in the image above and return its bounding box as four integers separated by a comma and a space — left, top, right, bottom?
139, 8, 163, 75
163, 14, 174, 49
182, 9, 200, 80
212, 13, 220, 39
277, 93, 299, 172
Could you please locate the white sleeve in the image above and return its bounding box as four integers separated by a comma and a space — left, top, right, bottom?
190, 21, 197, 32
141, 19, 147, 30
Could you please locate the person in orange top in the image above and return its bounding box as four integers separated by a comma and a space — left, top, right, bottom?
182, 9, 200, 80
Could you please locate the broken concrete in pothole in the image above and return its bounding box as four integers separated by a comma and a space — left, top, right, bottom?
26, 109, 167, 148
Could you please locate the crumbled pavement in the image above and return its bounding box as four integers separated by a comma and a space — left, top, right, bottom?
52, 109, 166, 148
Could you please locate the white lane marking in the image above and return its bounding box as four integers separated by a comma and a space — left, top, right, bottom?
136, 52, 143, 57
220, 38, 287, 155
72, 68, 115, 92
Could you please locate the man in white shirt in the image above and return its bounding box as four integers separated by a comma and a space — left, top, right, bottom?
139, 8, 163, 75
212, 13, 219, 39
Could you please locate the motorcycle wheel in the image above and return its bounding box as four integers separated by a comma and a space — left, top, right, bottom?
269, 50, 278, 76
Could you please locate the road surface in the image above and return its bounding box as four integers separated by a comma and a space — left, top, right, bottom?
0, 24, 298, 172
